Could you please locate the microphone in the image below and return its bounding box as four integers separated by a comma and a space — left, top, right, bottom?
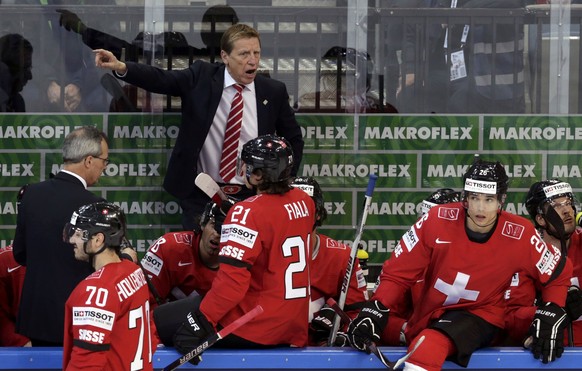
577, 212, 582, 227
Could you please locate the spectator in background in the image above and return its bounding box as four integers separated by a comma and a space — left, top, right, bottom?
0, 245, 29, 347
62, 202, 157, 370
12, 125, 108, 346
19, 0, 114, 112
290, 176, 369, 346
140, 200, 232, 309
505, 179, 582, 346
94, 23, 304, 231
0, 34, 33, 112
296, 46, 396, 113
57, 5, 239, 112
397, 0, 525, 113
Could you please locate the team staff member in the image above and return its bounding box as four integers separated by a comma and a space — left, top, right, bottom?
291, 177, 369, 346
140, 200, 231, 308
155, 135, 315, 357
94, 23, 304, 230
347, 159, 571, 370
505, 179, 582, 346
63, 202, 157, 370
13, 126, 108, 346
0, 245, 29, 346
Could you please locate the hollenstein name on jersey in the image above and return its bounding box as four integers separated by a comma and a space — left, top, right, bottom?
116, 267, 148, 302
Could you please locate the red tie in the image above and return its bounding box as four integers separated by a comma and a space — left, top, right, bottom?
219, 84, 244, 182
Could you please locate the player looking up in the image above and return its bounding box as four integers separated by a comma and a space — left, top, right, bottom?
347, 158, 571, 370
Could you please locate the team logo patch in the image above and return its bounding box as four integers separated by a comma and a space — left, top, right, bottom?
141, 251, 163, 276
437, 207, 459, 221
72, 307, 115, 331
402, 227, 419, 252
221, 185, 243, 195
221, 223, 258, 248
326, 239, 347, 250
502, 221, 525, 240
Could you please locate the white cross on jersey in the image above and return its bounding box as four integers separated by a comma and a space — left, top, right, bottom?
434, 272, 479, 306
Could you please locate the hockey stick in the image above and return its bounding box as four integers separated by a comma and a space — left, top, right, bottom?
326, 297, 424, 370
163, 305, 264, 371
328, 173, 378, 346
194, 173, 229, 206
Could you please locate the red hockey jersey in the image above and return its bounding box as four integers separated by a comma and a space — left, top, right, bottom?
63, 260, 158, 371
200, 188, 315, 347
0, 245, 28, 346
373, 202, 571, 343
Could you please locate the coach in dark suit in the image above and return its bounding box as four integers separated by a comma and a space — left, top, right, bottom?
12, 126, 109, 346
95, 24, 304, 230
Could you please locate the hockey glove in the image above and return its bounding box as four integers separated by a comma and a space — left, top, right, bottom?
565, 286, 582, 321
347, 300, 389, 352
213, 198, 235, 234
529, 302, 568, 363
334, 332, 350, 347
173, 310, 215, 365
310, 305, 336, 345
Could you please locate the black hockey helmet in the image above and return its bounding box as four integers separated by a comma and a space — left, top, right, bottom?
239, 134, 294, 183
462, 159, 509, 203
420, 188, 461, 215
291, 176, 327, 227
196, 199, 235, 234
525, 179, 575, 226
63, 202, 126, 247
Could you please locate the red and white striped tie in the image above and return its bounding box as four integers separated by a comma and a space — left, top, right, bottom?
219, 83, 244, 182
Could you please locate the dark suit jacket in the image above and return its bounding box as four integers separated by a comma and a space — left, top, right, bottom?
12, 171, 104, 344
118, 60, 304, 200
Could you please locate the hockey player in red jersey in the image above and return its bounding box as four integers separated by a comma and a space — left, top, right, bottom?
140, 200, 231, 308
154, 134, 315, 357
63, 202, 157, 371
347, 158, 571, 370
505, 179, 582, 346
0, 245, 29, 346
290, 176, 369, 346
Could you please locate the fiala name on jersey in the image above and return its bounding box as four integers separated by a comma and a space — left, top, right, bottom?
113, 125, 180, 139
303, 164, 410, 178
301, 125, 348, 140
284, 200, 310, 220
